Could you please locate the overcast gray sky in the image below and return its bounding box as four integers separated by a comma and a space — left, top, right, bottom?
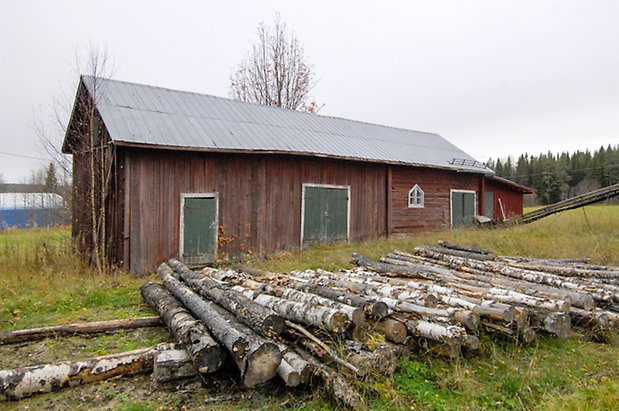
2, 0, 618, 182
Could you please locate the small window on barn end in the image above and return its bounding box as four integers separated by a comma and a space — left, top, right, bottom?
408, 185, 424, 208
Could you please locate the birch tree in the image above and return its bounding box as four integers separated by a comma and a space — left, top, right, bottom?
230, 14, 319, 112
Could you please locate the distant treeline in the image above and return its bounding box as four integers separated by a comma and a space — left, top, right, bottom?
487, 145, 619, 205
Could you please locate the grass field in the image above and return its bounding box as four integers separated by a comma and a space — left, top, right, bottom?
0, 205, 618, 410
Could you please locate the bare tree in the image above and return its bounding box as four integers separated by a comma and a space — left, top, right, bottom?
230, 14, 319, 112
36, 44, 116, 274
77, 46, 115, 275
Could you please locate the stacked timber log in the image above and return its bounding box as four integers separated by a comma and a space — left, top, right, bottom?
2, 242, 617, 405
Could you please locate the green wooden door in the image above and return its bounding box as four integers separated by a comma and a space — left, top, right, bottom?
303, 186, 349, 247
484, 192, 495, 218
182, 196, 217, 264
451, 191, 476, 228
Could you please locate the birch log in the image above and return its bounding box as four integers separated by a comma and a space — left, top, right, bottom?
283, 279, 390, 319
141, 281, 225, 373
235, 287, 350, 333
167, 260, 286, 337
295, 348, 366, 410
257, 283, 365, 326
351, 253, 429, 279
418, 245, 496, 261
153, 344, 199, 383
0, 347, 154, 401
390, 251, 596, 310
437, 240, 496, 257
158, 268, 281, 387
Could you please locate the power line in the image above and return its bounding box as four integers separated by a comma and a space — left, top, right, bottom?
0, 151, 47, 161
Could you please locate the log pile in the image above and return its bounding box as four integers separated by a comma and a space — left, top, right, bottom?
135, 248, 617, 405
2, 242, 617, 407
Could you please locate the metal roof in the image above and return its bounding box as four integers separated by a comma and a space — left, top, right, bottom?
77, 75, 491, 173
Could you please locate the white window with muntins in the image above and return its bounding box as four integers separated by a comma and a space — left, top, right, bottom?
408, 185, 424, 208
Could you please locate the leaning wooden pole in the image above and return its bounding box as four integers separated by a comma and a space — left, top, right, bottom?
0, 317, 162, 345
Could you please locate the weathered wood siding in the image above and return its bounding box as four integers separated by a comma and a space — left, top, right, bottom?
484, 178, 525, 220
121, 148, 386, 274
390, 166, 481, 233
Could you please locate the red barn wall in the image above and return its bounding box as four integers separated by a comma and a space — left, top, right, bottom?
390, 166, 482, 234
121, 148, 387, 274
484, 179, 525, 220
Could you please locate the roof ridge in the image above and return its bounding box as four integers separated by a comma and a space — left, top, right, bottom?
82, 75, 441, 138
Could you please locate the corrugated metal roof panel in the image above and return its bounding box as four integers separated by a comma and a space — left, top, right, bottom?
83, 76, 491, 173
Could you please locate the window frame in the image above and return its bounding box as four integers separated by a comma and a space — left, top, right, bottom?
408, 184, 425, 208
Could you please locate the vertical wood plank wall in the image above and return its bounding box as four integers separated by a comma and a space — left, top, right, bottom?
123, 149, 386, 273
110, 148, 526, 273
390, 166, 481, 233
484, 179, 525, 220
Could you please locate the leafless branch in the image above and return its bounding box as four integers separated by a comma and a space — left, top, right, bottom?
230, 14, 320, 112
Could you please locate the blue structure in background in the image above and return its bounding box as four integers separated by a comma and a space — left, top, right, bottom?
0, 193, 68, 229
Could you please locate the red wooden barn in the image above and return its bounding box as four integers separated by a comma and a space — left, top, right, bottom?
62, 76, 531, 274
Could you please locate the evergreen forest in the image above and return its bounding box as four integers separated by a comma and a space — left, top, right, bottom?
486, 145, 619, 205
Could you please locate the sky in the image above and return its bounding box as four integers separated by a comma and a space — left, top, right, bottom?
1, 0, 618, 182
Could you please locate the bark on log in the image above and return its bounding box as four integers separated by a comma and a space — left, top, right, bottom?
258, 283, 365, 326
0, 347, 154, 401
141, 281, 225, 373
486, 287, 571, 312
235, 287, 350, 333
277, 344, 313, 385
276, 359, 301, 387
391, 251, 596, 310
283, 279, 389, 319
412, 247, 614, 304
498, 259, 619, 280
351, 253, 429, 278
0, 317, 162, 345
437, 240, 496, 257
417, 338, 461, 359
294, 348, 366, 410
533, 312, 571, 339
481, 321, 537, 344
417, 245, 496, 261
167, 260, 286, 337
369, 318, 407, 344
343, 340, 398, 375
158, 267, 281, 388
153, 344, 199, 384
569, 308, 613, 343
405, 319, 466, 342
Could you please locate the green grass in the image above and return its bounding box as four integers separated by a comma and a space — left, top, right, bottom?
249, 204, 619, 274
0, 205, 618, 410
0, 226, 156, 331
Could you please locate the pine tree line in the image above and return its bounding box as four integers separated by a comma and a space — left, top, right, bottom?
486, 145, 619, 205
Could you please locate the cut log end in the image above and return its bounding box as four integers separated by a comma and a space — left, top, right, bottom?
454, 310, 480, 331
518, 327, 537, 344
328, 312, 352, 333
367, 301, 390, 319
262, 315, 287, 337
373, 319, 407, 344
243, 342, 282, 388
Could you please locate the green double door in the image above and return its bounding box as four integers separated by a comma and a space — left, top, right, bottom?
302, 185, 349, 247
451, 191, 476, 228
181, 195, 218, 264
